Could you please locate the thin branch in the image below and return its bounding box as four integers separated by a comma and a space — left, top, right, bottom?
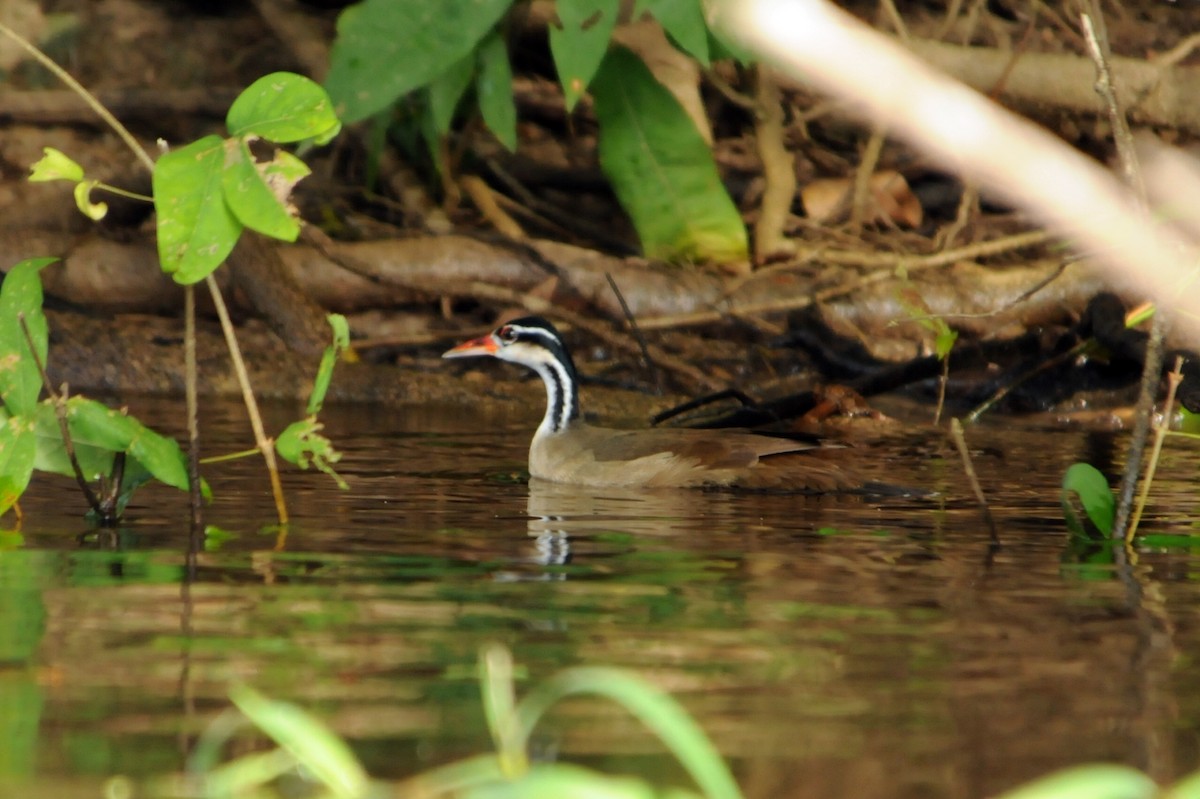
205, 275, 289, 526
1126, 356, 1185, 540
951, 418, 1000, 549
606, 272, 662, 394
17, 312, 105, 518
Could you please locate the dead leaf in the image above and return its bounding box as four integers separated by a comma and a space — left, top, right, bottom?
801, 169, 923, 227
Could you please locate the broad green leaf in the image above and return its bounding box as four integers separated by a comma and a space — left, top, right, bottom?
33, 402, 116, 481
1061, 462, 1114, 536
428, 53, 476, 136
73, 180, 108, 221
63, 397, 190, 491
325, 0, 513, 124
934, 325, 957, 360
28, 147, 84, 182
635, 0, 710, 64
591, 48, 747, 262
221, 140, 302, 242
230, 684, 369, 799
476, 29, 517, 151
154, 135, 243, 284
0, 415, 36, 517
0, 258, 57, 416
226, 72, 341, 144
549, 0, 619, 112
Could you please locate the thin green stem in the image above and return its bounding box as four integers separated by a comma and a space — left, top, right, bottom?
94, 182, 154, 203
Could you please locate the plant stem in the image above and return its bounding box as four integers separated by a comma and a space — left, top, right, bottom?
205, 275, 289, 526
17, 312, 105, 520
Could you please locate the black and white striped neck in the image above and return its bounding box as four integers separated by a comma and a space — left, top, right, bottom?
492, 317, 581, 436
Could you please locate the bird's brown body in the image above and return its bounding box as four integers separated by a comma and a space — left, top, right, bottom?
444, 317, 861, 491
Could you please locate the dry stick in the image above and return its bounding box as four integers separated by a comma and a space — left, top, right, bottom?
752, 65, 798, 260
16, 312, 104, 517
636, 229, 1052, 331
1126, 356, 1186, 541
461, 175, 527, 240
950, 418, 999, 548
605, 272, 663, 394
1080, 7, 1164, 541
205, 275, 289, 527
850, 126, 886, 231
185, 286, 203, 538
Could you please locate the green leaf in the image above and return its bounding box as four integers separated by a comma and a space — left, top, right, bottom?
466, 764, 660, 799
275, 418, 347, 490
1061, 462, 1115, 537
221, 140, 302, 242
427, 53, 476, 136
63, 397, 190, 491
325, 0, 513, 124
591, 47, 747, 262
515, 665, 742, 799
476, 29, 517, 151
154, 135, 243, 284
0, 258, 57, 416
934, 325, 957, 360
549, 0, 619, 112
230, 684, 369, 799
73, 180, 109, 221
993, 765, 1155, 799
226, 72, 342, 144
33, 401, 116, 481
28, 147, 84, 183
306, 314, 350, 416
636, 0, 710, 64
0, 415, 36, 517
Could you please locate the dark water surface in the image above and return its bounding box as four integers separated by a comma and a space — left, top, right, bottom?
3, 396, 1200, 798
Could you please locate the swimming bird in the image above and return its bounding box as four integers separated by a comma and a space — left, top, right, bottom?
443, 316, 862, 491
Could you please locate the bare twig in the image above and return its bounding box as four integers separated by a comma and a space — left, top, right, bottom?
951, 418, 999, 548
205, 275, 289, 526
752, 65, 798, 261
1127, 356, 1185, 540
185, 285, 203, 533
849, 126, 886, 231
606, 273, 662, 394
462, 175, 527, 240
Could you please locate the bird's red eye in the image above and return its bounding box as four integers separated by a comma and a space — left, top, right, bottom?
498, 325, 517, 343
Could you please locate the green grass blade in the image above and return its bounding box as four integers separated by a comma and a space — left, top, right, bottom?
515, 666, 742, 799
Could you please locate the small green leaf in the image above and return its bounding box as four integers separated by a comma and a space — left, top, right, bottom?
636, 0, 710, 64
154, 135, 243, 284
226, 72, 342, 144
0, 258, 57, 416
63, 397, 190, 491
276, 418, 347, 490
325, 0, 513, 124
427, 53, 475, 136
0, 415, 36, 517
306, 314, 350, 416
549, 0, 619, 112
28, 147, 84, 183
934, 325, 957, 360
591, 47, 747, 262
221, 140, 301, 242
476, 29, 517, 151
230, 684, 369, 799
73, 180, 109, 221
1061, 463, 1114, 537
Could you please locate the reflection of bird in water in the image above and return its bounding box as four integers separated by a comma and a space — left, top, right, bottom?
444, 317, 861, 491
